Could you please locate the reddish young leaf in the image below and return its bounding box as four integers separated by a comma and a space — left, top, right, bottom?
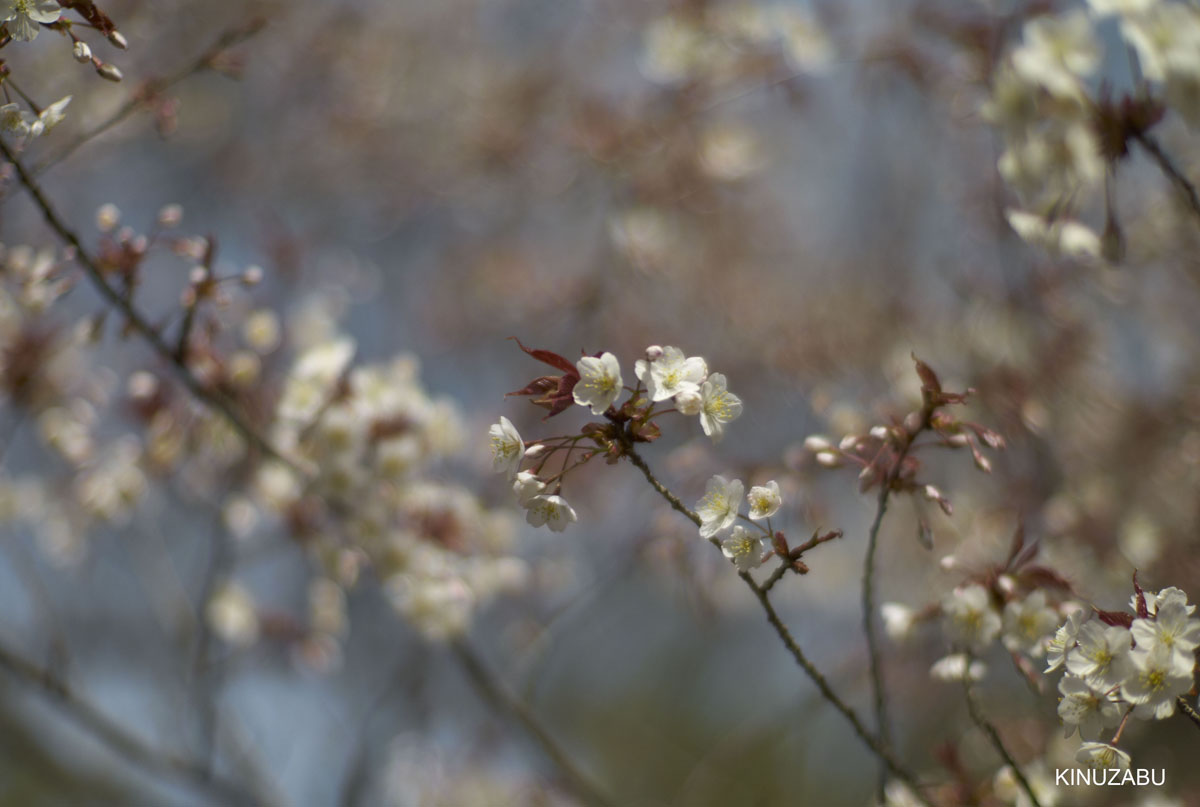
1096, 608, 1134, 628
912, 353, 942, 394
1133, 570, 1150, 619
511, 337, 578, 375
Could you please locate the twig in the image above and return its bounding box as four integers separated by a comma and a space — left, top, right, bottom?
32, 19, 268, 176
1133, 132, 1200, 222
623, 447, 934, 807
1176, 697, 1200, 732
450, 640, 617, 807
861, 402, 932, 797
0, 638, 260, 805
962, 671, 1041, 807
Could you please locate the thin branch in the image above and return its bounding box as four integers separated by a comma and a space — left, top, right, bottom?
962, 672, 1042, 807
861, 402, 932, 797
0, 638, 261, 806
1133, 131, 1200, 222
32, 19, 268, 176
450, 640, 617, 807
623, 447, 934, 807
1176, 697, 1200, 732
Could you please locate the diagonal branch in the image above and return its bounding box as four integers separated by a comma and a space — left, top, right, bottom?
962, 668, 1042, 807
1133, 131, 1200, 222
0, 638, 263, 806
623, 447, 934, 807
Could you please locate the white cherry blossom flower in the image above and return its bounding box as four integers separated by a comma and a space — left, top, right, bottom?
698, 373, 743, 442
695, 475, 743, 539
942, 584, 1002, 651
635, 346, 707, 402
1057, 674, 1122, 739
1012, 9, 1100, 99
1122, 644, 1194, 719
1046, 609, 1087, 673
1067, 622, 1134, 691
1130, 601, 1200, 668
1076, 742, 1131, 770
1001, 590, 1060, 656
720, 526, 768, 572
512, 471, 545, 506
881, 603, 916, 642
573, 352, 622, 415
930, 653, 986, 682
0, 0, 61, 42
746, 481, 781, 520
524, 494, 577, 532
488, 416, 524, 478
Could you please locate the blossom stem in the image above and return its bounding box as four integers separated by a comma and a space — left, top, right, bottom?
623, 446, 934, 807
961, 667, 1042, 807
1111, 706, 1135, 745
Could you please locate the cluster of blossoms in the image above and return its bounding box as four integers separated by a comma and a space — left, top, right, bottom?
1047, 580, 1200, 770
640, 3, 834, 87
488, 342, 743, 533
985, 0, 1200, 258
239, 328, 528, 645
695, 474, 783, 571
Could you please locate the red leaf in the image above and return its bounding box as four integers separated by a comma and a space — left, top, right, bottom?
912, 353, 942, 394
1096, 608, 1133, 628
511, 337, 578, 376
1019, 565, 1073, 592
1133, 570, 1150, 619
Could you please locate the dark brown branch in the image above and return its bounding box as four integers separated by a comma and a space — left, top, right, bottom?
1134, 132, 1200, 222
0, 639, 262, 805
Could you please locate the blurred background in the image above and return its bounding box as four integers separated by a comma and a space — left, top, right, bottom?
1, 0, 1200, 804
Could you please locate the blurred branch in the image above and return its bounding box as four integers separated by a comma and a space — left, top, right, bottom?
962, 670, 1042, 807
1134, 132, 1200, 222
0, 638, 263, 806
450, 640, 617, 807
623, 447, 935, 807
32, 19, 268, 177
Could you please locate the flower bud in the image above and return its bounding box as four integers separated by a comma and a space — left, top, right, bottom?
870, 425, 890, 441
939, 554, 957, 571
815, 450, 841, 467
644, 345, 663, 361
838, 435, 858, 451
996, 574, 1016, 595
72, 41, 92, 63
156, 204, 183, 229
523, 443, 547, 459
107, 30, 129, 50
96, 63, 124, 82
95, 203, 120, 232
241, 265, 264, 286
803, 435, 832, 452
675, 389, 702, 416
